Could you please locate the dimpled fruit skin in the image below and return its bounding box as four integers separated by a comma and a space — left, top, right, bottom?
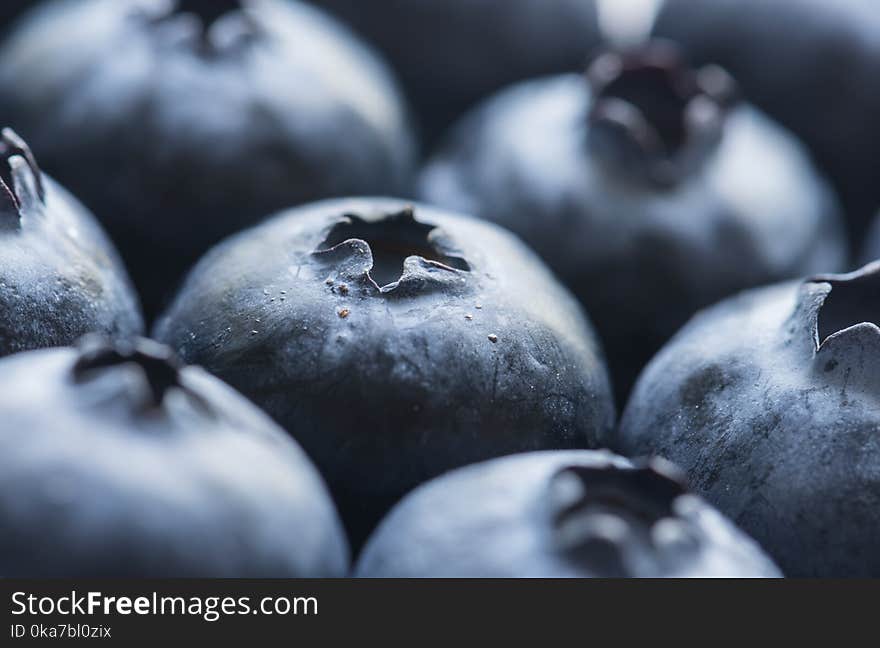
617, 280, 880, 577
0, 172, 143, 355
0, 0, 415, 317
654, 0, 880, 241
0, 346, 349, 577
419, 74, 847, 400
154, 198, 616, 547
356, 450, 781, 578
308, 0, 601, 143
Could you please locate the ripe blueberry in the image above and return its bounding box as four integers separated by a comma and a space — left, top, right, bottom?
0, 336, 349, 577
419, 42, 847, 400
0, 0, 416, 317
154, 198, 616, 547
0, 128, 142, 355
618, 262, 880, 576
356, 451, 781, 577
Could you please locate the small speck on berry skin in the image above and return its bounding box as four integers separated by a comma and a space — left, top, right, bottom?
488, 334, 498, 343
465, 314, 473, 320
338, 308, 351, 319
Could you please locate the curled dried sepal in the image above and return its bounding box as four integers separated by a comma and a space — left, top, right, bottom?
806, 261, 880, 349
316, 207, 471, 290
0, 128, 45, 224
586, 41, 738, 187
795, 262, 880, 392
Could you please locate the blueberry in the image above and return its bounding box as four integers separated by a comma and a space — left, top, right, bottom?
617, 262, 880, 576
356, 450, 781, 577
0, 0, 415, 318
308, 0, 602, 144
0, 336, 349, 577
419, 42, 847, 401
653, 0, 880, 243
0, 128, 142, 355
153, 198, 616, 547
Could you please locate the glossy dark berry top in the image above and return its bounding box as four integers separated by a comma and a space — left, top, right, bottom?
618, 262, 880, 576
0, 336, 349, 577
0, 128, 143, 355
154, 197, 616, 547
356, 451, 781, 577
0, 0, 416, 318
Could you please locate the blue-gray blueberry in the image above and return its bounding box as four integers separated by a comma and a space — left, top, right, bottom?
0, 0, 415, 317
618, 262, 880, 576
0, 128, 142, 355
357, 450, 781, 577
419, 42, 847, 400
0, 336, 349, 577
154, 197, 616, 547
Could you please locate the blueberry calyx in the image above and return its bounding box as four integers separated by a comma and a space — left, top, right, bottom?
808, 262, 880, 350
547, 458, 691, 575
778, 263, 880, 391
0, 128, 45, 224
73, 336, 186, 409
314, 207, 471, 292
586, 41, 738, 188
148, 0, 260, 57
